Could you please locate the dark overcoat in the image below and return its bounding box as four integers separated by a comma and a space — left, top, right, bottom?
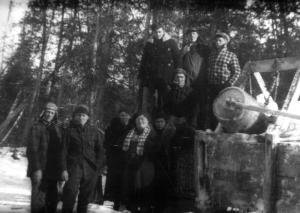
152, 36, 180, 84
182, 42, 210, 88
104, 117, 131, 162
164, 84, 194, 118
26, 118, 63, 180
61, 121, 105, 173
139, 34, 180, 86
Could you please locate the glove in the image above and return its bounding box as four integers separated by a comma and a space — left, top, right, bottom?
33, 170, 42, 184
61, 170, 69, 181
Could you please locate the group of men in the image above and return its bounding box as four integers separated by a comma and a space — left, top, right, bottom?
26, 24, 242, 213
139, 24, 241, 130
26, 103, 104, 213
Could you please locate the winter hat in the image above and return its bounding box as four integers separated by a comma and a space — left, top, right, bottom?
73, 104, 90, 116
153, 111, 168, 121
118, 107, 130, 115
173, 68, 192, 81
174, 68, 187, 76
215, 32, 230, 42
45, 102, 58, 111
186, 27, 199, 34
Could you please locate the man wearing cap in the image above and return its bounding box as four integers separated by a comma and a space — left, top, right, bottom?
206, 32, 241, 129
26, 102, 63, 213
138, 24, 181, 114
182, 27, 210, 129
182, 27, 210, 88
60, 104, 105, 213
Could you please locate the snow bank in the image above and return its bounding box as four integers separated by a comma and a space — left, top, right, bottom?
0, 147, 30, 213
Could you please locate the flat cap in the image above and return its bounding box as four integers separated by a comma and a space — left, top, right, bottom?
215, 32, 230, 42
45, 102, 58, 111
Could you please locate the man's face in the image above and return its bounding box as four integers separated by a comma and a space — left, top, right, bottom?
154, 118, 166, 130
215, 37, 227, 48
74, 113, 89, 126
119, 112, 130, 125
42, 109, 56, 122
174, 73, 186, 87
136, 116, 148, 131
156, 28, 164, 40
189, 31, 198, 42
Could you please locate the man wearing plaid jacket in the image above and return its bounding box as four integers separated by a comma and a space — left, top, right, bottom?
206, 32, 241, 129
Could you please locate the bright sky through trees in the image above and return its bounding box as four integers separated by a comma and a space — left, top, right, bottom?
0, 0, 28, 72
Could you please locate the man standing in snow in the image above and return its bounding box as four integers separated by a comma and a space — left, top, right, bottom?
26, 102, 64, 213
60, 105, 105, 213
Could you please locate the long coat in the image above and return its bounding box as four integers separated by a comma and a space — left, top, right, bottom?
61, 121, 105, 173
139, 34, 180, 86
104, 117, 132, 203
104, 117, 132, 162
26, 118, 63, 180
182, 41, 210, 88
121, 128, 157, 211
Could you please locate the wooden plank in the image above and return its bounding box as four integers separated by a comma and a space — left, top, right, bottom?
245, 57, 300, 73
275, 67, 300, 130
253, 72, 278, 111
280, 68, 300, 111
264, 135, 278, 213
194, 132, 208, 210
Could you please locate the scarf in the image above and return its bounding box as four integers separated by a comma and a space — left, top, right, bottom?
122, 126, 151, 156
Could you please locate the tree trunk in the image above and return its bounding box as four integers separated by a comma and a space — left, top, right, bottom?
90, 2, 114, 124
0, 91, 24, 138
57, 6, 77, 106
45, 3, 66, 97
0, 0, 13, 74
21, 6, 50, 145
89, 5, 102, 120
278, 0, 291, 56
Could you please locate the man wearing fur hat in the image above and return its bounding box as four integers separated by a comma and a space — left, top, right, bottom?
27, 102, 63, 213
138, 24, 180, 114
206, 32, 241, 129
60, 104, 105, 213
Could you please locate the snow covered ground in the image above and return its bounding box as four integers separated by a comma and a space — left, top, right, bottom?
0, 147, 30, 213
0, 147, 120, 213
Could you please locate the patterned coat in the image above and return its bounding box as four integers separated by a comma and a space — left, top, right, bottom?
207, 47, 241, 86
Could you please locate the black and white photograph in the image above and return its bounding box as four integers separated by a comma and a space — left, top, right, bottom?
0, 0, 300, 212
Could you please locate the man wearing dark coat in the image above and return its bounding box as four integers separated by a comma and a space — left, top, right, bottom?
103, 109, 132, 210
164, 68, 194, 127
182, 27, 210, 129
60, 105, 105, 213
181, 27, 209, 88
138, 24, 180, 114
26, 102, 63, 213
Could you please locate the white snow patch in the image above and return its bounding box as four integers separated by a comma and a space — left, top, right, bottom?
0, 147, 30, 213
